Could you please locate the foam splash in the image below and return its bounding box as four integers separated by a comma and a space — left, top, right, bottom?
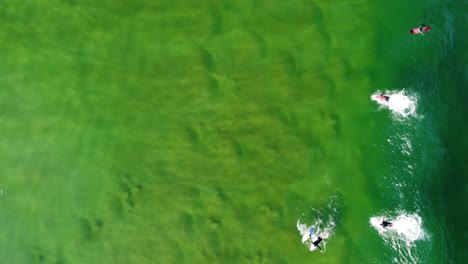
370, 212, 426, 247
297, 195, 341, 253
371, 90, 418, 119
297, 220, 333, 252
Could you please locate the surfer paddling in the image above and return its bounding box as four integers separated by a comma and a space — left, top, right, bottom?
378, 94, 390, 102
380, 219, 393, 228
409, 23, 431, 34
312, 236, 323, 252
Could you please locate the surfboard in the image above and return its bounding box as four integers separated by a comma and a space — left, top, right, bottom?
309, 237, 324, 252
309, 234, 326, 251
310, 243, 318, 251
301, 227, 314, 243
410, 26, 431, 34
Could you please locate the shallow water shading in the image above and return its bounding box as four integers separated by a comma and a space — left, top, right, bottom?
0, 0, 464, 263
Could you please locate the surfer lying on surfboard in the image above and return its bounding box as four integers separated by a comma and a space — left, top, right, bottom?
378, 94, 390, 102
381, 219, 393, 228
409, 24, 431, 34
312, 236, 323, 252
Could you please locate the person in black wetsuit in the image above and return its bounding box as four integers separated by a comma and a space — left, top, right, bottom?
381, 220, 393, 228
419, 24, 430, 33
312, 236, 323, 251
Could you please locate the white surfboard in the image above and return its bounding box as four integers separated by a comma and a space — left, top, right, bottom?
302, 227, 315, 243
310, 244, 318, 251
309, 233, 328, 252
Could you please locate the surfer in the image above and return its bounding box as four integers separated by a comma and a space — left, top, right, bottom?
379, 94, 390, 102
312, 236, 323, 252
301, 227, 316, 243
409, 23, 431, 34
381, 219, 393, 228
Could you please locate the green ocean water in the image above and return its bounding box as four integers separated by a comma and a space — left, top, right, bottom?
0, 0, 466, 263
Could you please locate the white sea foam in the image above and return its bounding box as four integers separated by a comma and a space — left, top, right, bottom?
370, 212, 427, 247
297, 197, 339, 253
370, 212, 428, 263
371, 90, 418, 119
296, 195, 341, 253
297, 220, 334, 252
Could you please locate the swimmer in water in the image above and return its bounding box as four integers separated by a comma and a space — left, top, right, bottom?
379, 94, 390, 102
312, 236, 323, 252
381, 219, 393, 228
418, 24, 430, 33
409, 23, 431, 34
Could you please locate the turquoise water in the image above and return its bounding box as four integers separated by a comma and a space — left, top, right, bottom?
0, 0, 466, 263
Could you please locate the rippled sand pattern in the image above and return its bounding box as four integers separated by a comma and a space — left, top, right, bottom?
0, 1, 387, 263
